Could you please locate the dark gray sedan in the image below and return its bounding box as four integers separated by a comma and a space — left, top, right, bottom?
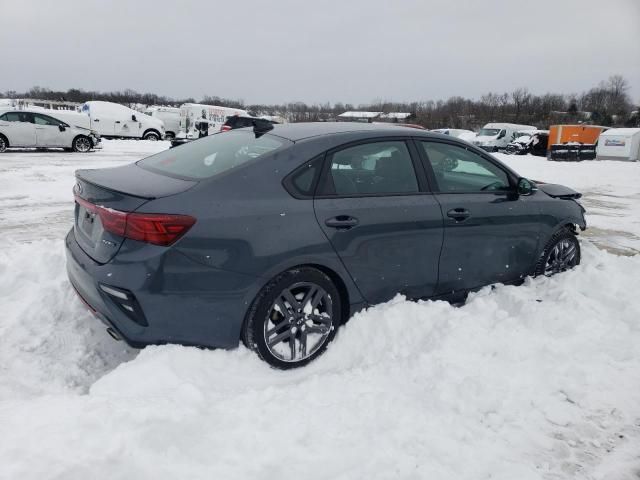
66, 122, 586, 368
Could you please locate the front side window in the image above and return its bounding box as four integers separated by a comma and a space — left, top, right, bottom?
323, 141, 419, 196
421, 141, 511, 193
33, 114, 62, 126
138, 130, 286, 180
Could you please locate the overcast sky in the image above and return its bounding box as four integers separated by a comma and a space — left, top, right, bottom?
1, 0, 638, 105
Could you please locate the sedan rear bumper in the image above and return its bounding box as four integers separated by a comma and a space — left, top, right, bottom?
65, 229, 259, 349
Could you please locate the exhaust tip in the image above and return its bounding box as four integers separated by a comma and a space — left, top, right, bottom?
106, 328, 121, 341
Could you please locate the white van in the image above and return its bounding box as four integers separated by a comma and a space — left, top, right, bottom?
596, 128, 640, 161
144, 106, 180, 139
81, 101, 165, 140
178, 103, 249, 139
473, 123, 536, 152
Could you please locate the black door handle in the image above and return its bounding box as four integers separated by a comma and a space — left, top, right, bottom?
325, 215, 359, 229
447, 208, 471, 221
115, 121, 121, 124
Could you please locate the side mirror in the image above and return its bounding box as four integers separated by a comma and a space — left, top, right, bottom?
131, 114, 137, 122
58, 124, 66, 132
517, 177, 536, 196
498, 130, 506, 139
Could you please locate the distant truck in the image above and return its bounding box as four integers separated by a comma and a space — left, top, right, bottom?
472, 123, 536, 152
81, 101, 165, 140
547, 124, 608, 161
144, 106, 180, 139
177, 103, 249, 139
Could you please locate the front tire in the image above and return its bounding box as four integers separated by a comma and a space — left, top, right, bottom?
0, 135, 7, 152
242, 267, 342, 369
143, 131, 160, 141
534, 228, 581, 277
72, 135, 92, 152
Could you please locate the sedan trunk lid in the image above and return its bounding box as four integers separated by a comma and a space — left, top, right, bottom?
73, 164, 196, 263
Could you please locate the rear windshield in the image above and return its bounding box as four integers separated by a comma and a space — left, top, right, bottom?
138, 131, 286, 180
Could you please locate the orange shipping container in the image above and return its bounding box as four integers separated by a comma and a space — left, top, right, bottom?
547, 125, 608, 150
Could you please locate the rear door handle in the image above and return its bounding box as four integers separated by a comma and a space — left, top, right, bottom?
447, 208, 471, 221
325, 215, 359, 229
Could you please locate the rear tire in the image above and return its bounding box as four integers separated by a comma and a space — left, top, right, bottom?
0, 135, 7, 152
72, 135, 92, 153
143, 131, 160, 141
242, 267, 342, 369
534, 228, 581, 277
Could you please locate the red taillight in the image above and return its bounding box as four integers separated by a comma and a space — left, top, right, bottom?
220, 125, 231, 132
124, 212, 196, 246
75, 196, 196, 246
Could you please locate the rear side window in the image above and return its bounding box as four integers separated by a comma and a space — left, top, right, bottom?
138, 130, 286, 180
1, 112, 33, 123
284, 156, 323, 198
322, 141, 419, 196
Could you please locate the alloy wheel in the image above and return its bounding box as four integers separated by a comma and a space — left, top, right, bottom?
263, 282, 334, 362
544, 238, 578, 276
75, 137, 91, 152
0, 137, 6, 152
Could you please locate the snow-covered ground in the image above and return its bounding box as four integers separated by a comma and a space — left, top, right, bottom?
1, 141, 639, 479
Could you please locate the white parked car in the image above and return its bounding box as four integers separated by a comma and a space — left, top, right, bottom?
81, 101, 165, 140
0, 109, 101, 153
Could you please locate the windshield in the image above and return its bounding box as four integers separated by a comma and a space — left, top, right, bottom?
478, 128, 500, 137
138, 131, 286, 180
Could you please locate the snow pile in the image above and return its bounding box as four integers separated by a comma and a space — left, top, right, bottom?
0, 240, 136, 399
1, 141, 640, 479
0, 239, 639, 479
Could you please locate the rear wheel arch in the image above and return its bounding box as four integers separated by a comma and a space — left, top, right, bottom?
241, 265, 345, 368
301, 263, 351, 325
240, 263, 351, 342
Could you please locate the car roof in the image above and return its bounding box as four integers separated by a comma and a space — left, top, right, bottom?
265, 122, 436, 142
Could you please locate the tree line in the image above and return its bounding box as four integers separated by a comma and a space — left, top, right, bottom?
2, 75, 637, 129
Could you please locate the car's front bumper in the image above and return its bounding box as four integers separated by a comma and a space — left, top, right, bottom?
90, 135, 103, 150
65, 229, 259, 349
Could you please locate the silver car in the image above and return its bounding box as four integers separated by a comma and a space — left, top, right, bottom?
0, 109, 101, 152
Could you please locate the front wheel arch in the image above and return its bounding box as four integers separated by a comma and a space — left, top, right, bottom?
72, 135, 92, 152
142, 129, 161, 140
0, 134, 9, 152
534, 226, 581, 277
